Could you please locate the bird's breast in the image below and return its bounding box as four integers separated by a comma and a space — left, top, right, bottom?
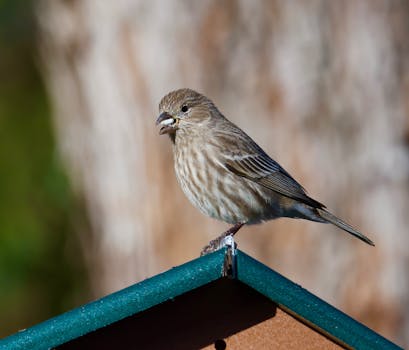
173, 142, 285, 224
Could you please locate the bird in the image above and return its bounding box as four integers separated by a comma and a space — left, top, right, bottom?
156, 88, 374, 254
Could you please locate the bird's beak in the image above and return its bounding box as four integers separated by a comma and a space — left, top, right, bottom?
156, 112, 178, 135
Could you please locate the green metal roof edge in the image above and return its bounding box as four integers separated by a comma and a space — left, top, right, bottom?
0, 250, 225, 350
235, 250, 402, 350
0, 248, 402, 350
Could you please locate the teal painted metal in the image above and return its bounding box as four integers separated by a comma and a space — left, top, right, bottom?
0, 250, 225, 350
0, 248, 402, 350
236, 250, 402, 350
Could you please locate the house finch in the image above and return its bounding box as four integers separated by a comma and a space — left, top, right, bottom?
156, 88, 374, 254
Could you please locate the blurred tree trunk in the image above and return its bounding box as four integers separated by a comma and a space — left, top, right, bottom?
37, 1, 409, 346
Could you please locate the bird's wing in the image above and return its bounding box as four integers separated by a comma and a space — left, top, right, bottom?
224, 153, 325, 209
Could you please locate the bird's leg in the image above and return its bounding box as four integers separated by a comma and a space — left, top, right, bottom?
200, 223, 244, 256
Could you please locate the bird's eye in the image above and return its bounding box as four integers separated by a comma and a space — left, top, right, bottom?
181, 105, 189, 113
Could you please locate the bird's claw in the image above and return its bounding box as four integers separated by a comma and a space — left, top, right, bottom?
200, 234, 237, 256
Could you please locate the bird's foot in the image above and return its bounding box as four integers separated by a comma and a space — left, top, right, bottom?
200, 223, 243, 256
200, 234, 235, 256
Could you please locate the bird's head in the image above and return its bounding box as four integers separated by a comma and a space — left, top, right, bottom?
156, 89, 218, 138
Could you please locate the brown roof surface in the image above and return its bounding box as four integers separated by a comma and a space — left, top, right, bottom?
203, 307, 343, 350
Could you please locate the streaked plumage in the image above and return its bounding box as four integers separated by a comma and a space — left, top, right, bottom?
156, 88, 374, 252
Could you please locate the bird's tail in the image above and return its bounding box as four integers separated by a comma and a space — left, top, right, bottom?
316, 208, 375, 246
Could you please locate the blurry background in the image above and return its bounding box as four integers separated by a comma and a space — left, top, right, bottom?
1, 0, 408, 347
